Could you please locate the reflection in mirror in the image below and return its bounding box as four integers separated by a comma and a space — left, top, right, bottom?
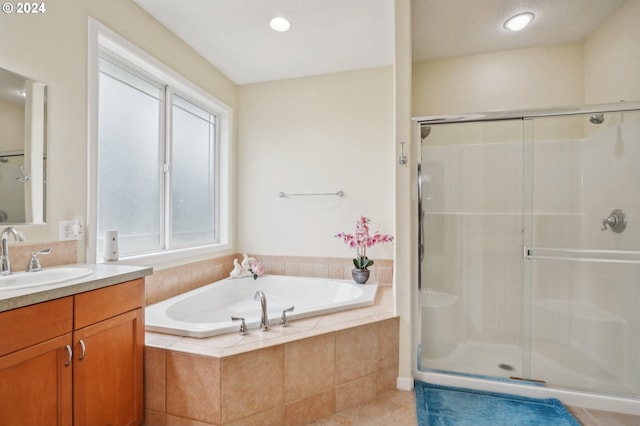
0, 67, 46, 224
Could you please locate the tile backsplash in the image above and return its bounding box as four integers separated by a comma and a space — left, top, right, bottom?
145, 254, 393, 306
9, 241, 78, 270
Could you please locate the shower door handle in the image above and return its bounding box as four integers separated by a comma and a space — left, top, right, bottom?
525, 246, 640, 264
417, 162, 425, 291
417, 163, 425, 264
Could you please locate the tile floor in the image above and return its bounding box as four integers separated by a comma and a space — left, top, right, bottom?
304, 389, 640, 426
305, 389, 417, 425
568, 406, 640, 426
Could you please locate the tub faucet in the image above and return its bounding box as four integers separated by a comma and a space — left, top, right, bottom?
1, 226, 25, 276
254, 290, 269, 331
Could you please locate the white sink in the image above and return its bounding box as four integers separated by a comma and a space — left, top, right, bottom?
0, 266, 94, 291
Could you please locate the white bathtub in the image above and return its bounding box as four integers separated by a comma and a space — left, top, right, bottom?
145, 275, 378, 338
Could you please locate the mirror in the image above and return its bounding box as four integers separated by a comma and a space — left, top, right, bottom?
0, 66, 46, 224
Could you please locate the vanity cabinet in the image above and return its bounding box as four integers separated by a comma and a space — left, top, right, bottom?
0, 297, 74, 426
0, 278, 145, 426
73, 278, 145, 426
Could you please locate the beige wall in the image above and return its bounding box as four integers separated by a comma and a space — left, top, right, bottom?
237, 67, 395, 259
0, 0, 237, 259
584, 0, 640, 104
393, 0, 414, 385
412, 42, 585, 117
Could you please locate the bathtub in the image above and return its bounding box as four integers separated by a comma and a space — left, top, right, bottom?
145, 275, 378, 338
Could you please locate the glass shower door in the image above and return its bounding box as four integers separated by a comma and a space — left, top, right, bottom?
526, 110, 640, 396
418, 119, 527, 379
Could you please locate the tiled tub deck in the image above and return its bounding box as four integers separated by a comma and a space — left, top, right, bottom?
144, 285, 399, 426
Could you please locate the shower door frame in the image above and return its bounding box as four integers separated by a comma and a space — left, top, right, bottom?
413, 100, 640, 412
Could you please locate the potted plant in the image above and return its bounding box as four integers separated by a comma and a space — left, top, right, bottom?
335, 216, 393, 284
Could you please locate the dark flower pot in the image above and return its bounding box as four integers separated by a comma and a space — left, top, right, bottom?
351, 268, 370, 284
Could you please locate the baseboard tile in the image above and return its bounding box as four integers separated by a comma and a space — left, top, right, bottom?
397, 376, 414, 391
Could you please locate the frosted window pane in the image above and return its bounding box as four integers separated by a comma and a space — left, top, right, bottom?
171, 96, 216, 247
97, 60, 163, 257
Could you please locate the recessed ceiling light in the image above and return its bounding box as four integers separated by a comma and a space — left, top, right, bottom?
504, 12, 534, 31
269, 16, 291, 32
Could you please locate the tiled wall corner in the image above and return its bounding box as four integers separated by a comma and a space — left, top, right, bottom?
145, 254, 235, 305
334, 319, 399, 412
143, 345, 167, 425
378, 365, 400, 394
379, 317, 400, 369
257, 254, 394, 286
375, 259, 394, 285
378, 317, 400, 394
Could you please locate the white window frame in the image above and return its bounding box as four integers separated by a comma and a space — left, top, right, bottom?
87, 18, 232, 265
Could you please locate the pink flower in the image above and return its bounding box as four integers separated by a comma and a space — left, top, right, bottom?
250, 262, 265, 280
335, 216, 393, 269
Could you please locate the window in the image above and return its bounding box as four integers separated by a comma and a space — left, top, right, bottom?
89, 21, 231, 263
170, 95, 218, 248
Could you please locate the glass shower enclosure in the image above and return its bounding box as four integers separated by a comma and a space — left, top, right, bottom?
417, 101, 640, 398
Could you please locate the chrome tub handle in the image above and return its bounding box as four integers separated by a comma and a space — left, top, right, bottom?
280, 306, 295, 327
231, 316, 249, 335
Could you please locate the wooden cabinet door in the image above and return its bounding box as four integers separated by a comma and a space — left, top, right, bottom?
73, 308, 144, 426
0, 334, 73, 426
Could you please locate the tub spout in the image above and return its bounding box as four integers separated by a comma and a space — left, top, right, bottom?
254, 290, 269, 331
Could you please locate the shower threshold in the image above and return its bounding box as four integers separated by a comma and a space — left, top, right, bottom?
421, 340, 634, 395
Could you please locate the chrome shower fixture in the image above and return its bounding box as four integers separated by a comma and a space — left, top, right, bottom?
602, 209, 626, 233
589, 113, 605, 124
421, 126, 432, 140
398, 141, 408, 165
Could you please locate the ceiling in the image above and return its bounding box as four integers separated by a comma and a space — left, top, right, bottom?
132, 0, 626, 85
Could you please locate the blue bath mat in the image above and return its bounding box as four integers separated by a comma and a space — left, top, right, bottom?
415, 381, 581, 426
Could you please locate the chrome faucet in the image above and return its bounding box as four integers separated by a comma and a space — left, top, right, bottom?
1, 226, 25, 275
26, 247, 52, 272
253, 290, 269, 331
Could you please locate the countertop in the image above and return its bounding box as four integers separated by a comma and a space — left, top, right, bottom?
0, 263, 153, 313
